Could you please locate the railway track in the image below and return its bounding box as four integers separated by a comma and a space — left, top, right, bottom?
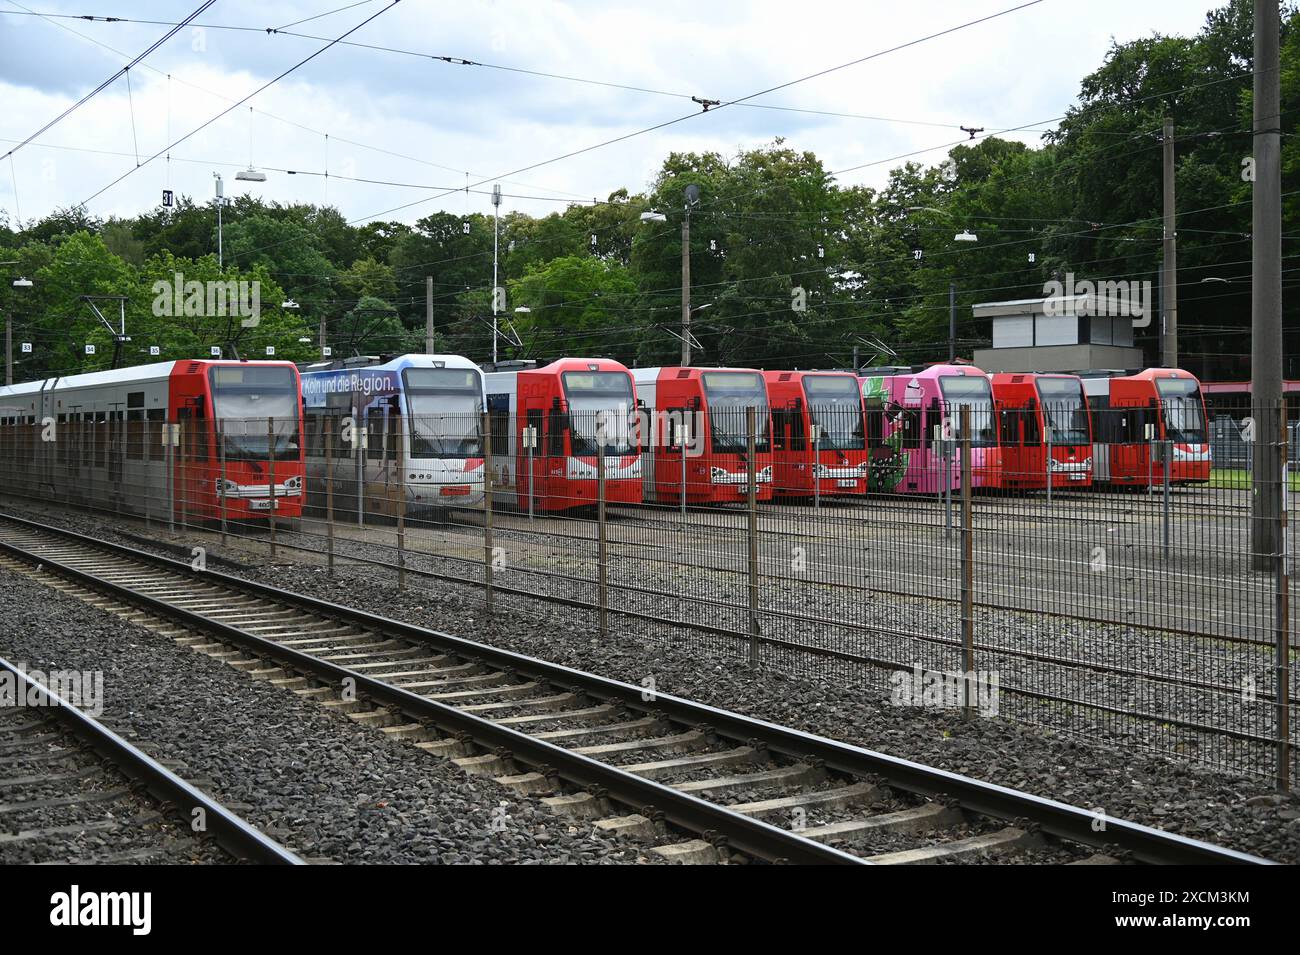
0, 511, 1272, 865
0, 653, 301, 865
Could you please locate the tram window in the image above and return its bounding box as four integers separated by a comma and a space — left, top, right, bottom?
126, 409, 144, 460
1023, 408, 1041, 445
770, 409, 786, 451
193, 402, 210, 463
302, 413, 318, 458
547, 408, 566, 457
55, 414, 67, 464
491, 408, 511, 456
366, 414, 385, 460
866, 405, 883, 447
999, 410, 1018, 447
899, 409, 921, 450
386, 408, 400, 458
94, 412, 107, 468
147, 409, 165, 461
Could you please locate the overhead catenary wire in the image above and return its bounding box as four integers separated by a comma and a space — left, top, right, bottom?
76, 0, 404, 207
0, 0, 215, 163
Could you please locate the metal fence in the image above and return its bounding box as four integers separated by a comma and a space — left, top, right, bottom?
0, 402, 1293, 788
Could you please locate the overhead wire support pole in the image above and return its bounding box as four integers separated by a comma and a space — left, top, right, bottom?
1162, 116, 1178, 368
492, 184, 502, 364
681, 205, 691, 366
1253, 0, 1284, 576
425, 275, 434, 354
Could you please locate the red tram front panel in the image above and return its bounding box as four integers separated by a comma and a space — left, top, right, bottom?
633, 367, 775, 505
171, 361, 305, 521
489, 358, 642, 512
991, 373, 1093, 490
764, 370, 870, 498
1082, 368, 1210, 486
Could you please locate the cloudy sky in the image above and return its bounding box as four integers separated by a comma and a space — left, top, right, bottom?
0, 0, 1216, 230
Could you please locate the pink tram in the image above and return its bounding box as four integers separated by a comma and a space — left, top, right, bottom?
858, 363, 1001, 494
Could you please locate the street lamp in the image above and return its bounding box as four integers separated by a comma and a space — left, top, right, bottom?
4, 270, 33, 386
214, 173, 225, 269
904, 207, 976, 361
909, 206, 977, 242
640, 211, 667, 222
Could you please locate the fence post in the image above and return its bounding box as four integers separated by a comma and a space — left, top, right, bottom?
1045, 423, 1053, 506
813, 422, 821, 509
527, 427, 536, 521
396, 422, 406, 591
747, 406, 760, 667
267, 416, 277, 559
960, 403, 975, 719
482, 410, 494, 614
325, 425, 336, 576
680, 418, 688, 525
1162, 438, 1172, 561
166, 419, 176, 535
218, 418, 228, 546
177, 419, 186, 535
1276, 406, 1292, 792
597, 435, 609, 638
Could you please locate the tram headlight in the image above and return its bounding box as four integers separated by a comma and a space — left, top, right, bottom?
283, 475, 301, 492
215, 478, 239, 495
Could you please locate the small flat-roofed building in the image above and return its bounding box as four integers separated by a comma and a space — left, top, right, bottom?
971, 291, 1146, 373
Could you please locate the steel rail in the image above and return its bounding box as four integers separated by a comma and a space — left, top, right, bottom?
0, 652, 304, 865
0, 511, 1273, 865
0, 516, 862, 865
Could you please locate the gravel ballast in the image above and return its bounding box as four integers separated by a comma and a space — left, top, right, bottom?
4, 498, 1298, 863
0, 565, 652, 864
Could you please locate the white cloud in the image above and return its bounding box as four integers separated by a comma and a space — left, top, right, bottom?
0, 0, 1219, 232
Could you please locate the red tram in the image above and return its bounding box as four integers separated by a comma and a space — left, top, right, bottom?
0, 359, 305, 521
1082, 368, 1210, 485
484, 358, 642, 511
991, 372, 1093, 490
763, 370, 870, 498
631, 366, 774, 504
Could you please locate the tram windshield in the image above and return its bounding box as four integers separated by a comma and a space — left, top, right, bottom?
702, 372, 770, 453
1155, 377, 1207, 444
938, 375, 997, 448
1036, 377, 1090, 445
801, 375, 865, 451
562, 371, 636, 456
403, 367, 484, 458
209, 366, 300, 461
